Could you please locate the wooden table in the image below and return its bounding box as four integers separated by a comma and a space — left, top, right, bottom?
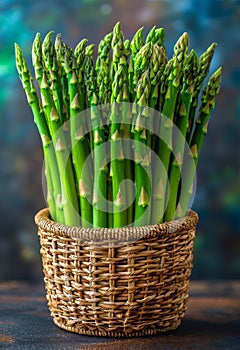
0, 280, 240, 349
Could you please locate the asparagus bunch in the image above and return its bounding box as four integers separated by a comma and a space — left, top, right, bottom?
15, 22, 222, 228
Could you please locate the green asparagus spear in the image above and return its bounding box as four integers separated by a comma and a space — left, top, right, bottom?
186, 43, 216, 142
113, 73, 134, 225
96, 32, 113, 105
146, 26, 166, 48
64, 50, 93, 227
115, 36, 135, 226
145, 25, 156, 44
84, 53, 108, 227
130, 27, 144, 57
54, 33, 72, 120
151, 32, 189, 224
158, 58, 173, 112
124, 39, 131, 58
149, 44, 168, 166
92, 114, 108, 228
149, 44, 168, 110
110, 67, 128, 227
15, 43, 64, 223
42, 32, 66, 125
96, 32, 113, 71
133, 70, 152, 226
132, 42, 153, 100
129, 27, 144, 98
95, 34, 114, 226
191, 67, 222, 161
110, 22, 125, 81
164, 49, 198, 221
40, 36, 80, 225
178, 67, 222, 218
73, 38, 88, 112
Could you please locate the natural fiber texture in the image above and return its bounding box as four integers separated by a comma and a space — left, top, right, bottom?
35, 208, 198, 337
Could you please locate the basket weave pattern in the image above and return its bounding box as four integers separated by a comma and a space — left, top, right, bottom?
35, 209, 198, 337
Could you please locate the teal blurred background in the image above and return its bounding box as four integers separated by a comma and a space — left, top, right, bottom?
0, 0, 239, 281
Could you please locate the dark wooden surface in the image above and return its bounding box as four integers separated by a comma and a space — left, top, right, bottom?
0, 280, 240, 350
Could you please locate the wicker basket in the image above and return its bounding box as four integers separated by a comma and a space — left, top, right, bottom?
35, 208, 198, 337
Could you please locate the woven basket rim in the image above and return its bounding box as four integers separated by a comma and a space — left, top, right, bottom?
35, 208, 198, 241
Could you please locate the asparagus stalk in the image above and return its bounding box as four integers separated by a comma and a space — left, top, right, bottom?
96, 32, 112, 71
55, 33, 72, 120
133, 70, 152, 226
186, 42, 216, 142
190, 67, 222, 160
148, 43, 168, 154
148, 44, 167, 110
117, 36, 135, 226
84, 54, 108, 227
74, 38, 88, 113
97, 60, 111, 106
155, 28, 166, 46
154, 27, 168, 58
64, 49, 93, 227
135, 42, 167, 208
96, 32, 112, 105
129, 27, 144, 98
39, 36, 80, 226
124, 39, 131, 59
75, 38, 88, 65
164, 49, 198, 222
146, 26, 167, 113
110, 23, 136, 227
132, 42, 153, 100
32, 33, 44, 85
110, 67, 128, 228
146, 25, 166, 48
15, 43, 64, 223
148, 44, 168, 168
110, 22, 125, 81
114, 67, 134, 226
147, 45, 168, 225
178, 67, 222, 218
158, 58, 173, 112
145, 25, 156, 44
151, 32, 189, 224
94, 34, 114, 226
42, 32, 66, 125
130, 27, 144, 58
92, 116, 108, 228
44, 154, 56, 220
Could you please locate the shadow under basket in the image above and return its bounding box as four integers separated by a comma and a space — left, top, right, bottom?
35, 209, 198, 337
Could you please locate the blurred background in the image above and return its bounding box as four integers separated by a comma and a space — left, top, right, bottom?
0, 0, 239, 282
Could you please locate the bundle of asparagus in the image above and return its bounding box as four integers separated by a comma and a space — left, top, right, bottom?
15, 22, 221, 228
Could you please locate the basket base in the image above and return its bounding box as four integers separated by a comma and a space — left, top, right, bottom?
35, 208, 198, 339
52, 317, 182, 337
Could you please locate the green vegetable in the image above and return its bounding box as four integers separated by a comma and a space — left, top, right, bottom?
186, 43, 216, 142
151, 32, 189, 224
15, 24, 221, 227
164, 49, 198, 222
178, 67, 222, 218
133, 70, 151, 226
